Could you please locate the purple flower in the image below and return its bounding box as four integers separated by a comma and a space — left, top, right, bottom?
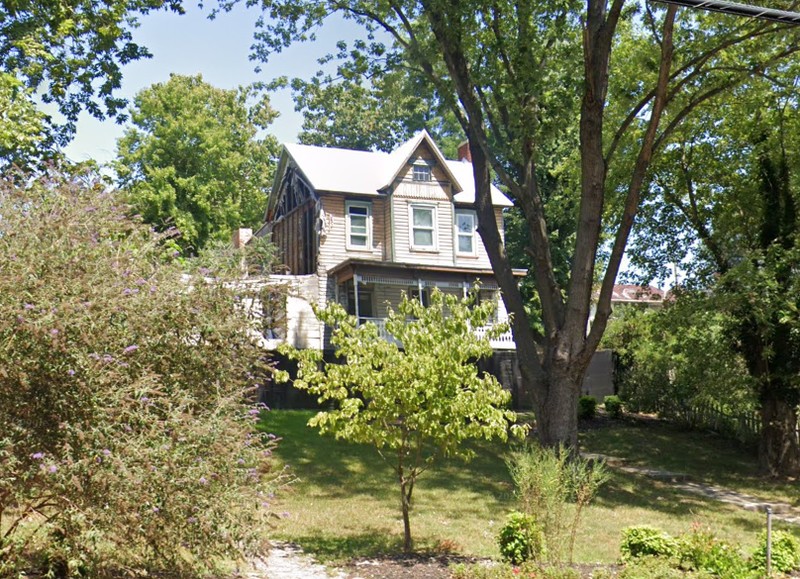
152, 506, 160, 513
122, 288, 134, 295
198, 477, 208, 485
237, 458, 245, 465
102, 354, 114, 363
48, 465, 58, 473
248, 408, 261, 416
23, 303, 34, 310
30, 452, 44, 460
123, 344, 139, 354
135, 278, 147, 286
102, 449, 111, 456
139, 396, 150, 402
67, 369, 75, 376
187, 516, 198, 524
281, 511, 290, 519
50, 329, 59, 336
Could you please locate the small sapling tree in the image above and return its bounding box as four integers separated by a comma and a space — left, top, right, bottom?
278, 288, 526, 552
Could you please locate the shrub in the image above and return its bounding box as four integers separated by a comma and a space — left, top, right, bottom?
498, 511, 545, 564
578, 396, 597, 420
751, 530, 800, 574
0, 171, 283, 576
603, 395, 623, 418
620, 526, 678, 562
677, 526, 748, 577
506, 444, 607, 563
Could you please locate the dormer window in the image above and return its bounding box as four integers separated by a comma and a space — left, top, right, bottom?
412, 163, 432, 182
345, 200, 372, 250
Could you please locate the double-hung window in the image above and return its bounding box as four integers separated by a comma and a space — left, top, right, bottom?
455, 209, 477, 255
410, 204, 436, 250
345, 200, 371, 250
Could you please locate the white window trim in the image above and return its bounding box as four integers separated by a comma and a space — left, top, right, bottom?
412, 163, 432, 182
409, 203, 438, 252
455, 209, 478, 257
345, 200, 372, 251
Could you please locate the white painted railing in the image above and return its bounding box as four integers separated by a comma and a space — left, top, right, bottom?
358, 317, 516, 350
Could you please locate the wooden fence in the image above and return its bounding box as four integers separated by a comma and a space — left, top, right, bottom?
658, 400, 762, 444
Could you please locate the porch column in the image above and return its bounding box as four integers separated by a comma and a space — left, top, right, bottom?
462, 281, 469, 299
354, 274, 361, 320
417, 278, 424, 304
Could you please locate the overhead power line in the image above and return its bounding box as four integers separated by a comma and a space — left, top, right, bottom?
655, 0, 800, 24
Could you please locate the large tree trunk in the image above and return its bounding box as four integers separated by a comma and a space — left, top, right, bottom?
759, 387, 800, 477
533, 361, 584, 448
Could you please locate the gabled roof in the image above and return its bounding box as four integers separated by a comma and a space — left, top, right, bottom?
275, 132, 513, 207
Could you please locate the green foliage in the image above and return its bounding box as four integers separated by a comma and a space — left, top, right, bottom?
0, 170, 282, 575
603, 396, 623, 419
115, 74, 279, 254
506, 444, 608, 563
620, 526, 678, 562
751, 530, 800, 574
497, 512, 545, 565
0, 0, 182, 136
677, 526, 748, 577
601, 298, 755, 417
578, 396, 597, 420
0, 72, 55, 169
278, 288, 524, 551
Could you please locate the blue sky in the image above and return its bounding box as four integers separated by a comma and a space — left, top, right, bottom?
63, 4, 356, 165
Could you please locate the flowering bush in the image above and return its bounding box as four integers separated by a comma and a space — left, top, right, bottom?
0, 171, 283, 576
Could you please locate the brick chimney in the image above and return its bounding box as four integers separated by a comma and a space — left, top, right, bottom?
232, 228, 253, 249
457, 140, 472, 163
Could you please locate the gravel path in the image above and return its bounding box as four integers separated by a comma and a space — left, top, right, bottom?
244, 542, 349, 579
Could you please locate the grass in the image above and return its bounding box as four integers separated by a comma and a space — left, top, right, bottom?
260, 410, 800, 565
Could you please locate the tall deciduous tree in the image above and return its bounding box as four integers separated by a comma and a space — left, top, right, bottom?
626, 71, 800, 475
0, 72, 54, 169
243, 0, 800, 454
278, 289, 524, 552
0, 0, 183, 140
289, 55, 462, 155
115, 74, 279, 254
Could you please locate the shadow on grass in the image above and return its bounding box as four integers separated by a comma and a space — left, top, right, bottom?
286, 529, 405, 562
260, 410, 516, 507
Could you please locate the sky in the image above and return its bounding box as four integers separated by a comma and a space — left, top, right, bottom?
63, 4, 356, 165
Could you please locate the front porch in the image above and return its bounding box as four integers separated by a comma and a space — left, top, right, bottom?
327, 259, 525, 351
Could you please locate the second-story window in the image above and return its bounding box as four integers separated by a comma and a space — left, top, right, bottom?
455, 209, 477, 255
410, 204, 436, 250
345, 200, 371, 250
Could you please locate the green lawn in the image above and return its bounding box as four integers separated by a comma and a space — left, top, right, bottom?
259, 410, 799, 565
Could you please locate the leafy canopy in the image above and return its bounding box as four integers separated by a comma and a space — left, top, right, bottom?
279, 288, 525, 549
0, 0, 183, 136
115, 74, 279, 254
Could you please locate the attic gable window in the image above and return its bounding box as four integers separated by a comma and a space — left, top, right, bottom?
345, 200, 372, 250
412, 162, 432, 182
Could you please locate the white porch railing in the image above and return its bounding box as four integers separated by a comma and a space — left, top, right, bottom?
358, 317, 516, 350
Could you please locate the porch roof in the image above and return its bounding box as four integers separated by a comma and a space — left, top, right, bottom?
328, 258, 527, 289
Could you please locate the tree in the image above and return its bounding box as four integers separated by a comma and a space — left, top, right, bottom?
0, 0, 183, 141
0, 72, 55, 169
0, 169, 282, 574
288, 54, 463, 155
277, 289, 525, 552
115, 74, 279, 254
625, 68, 800, 475
241, 0, 800, 451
